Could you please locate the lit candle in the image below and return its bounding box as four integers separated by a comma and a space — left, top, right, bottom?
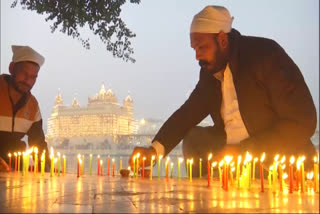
166, 157, 170, 182
63, 155, 66, 175
170, 163, 173, 178
279, 156, 286, 192
41, 153, 45, 176
260, 153, 265, 192
142, 157, 146, 179
252, 157, 258, 180
211, 162, 217, 181
8, 153, 12, 172
77, 154, 80, 178
186, 159, 189, 178
268, 165, 272, 187
89, 154, 92, 176
54, 158, 57, 175
100, 160, 103, 176
50, 147, 54, 177
236, 156, 241, 189
97, 155, 100, 176
178, 158, 183, 181
158, 155, 163, 179
272, 154, 279, 193
18, 152, 21, 173
207, 153, 212, 187
22, 152, 26, 176
34, 147, 38, 174
112, 158, 115, 176
30, 155, 33, 173
136, 153, 140, 178
199, 158, 202, 179
314, 156, 319, 193
14, 152, 17, 173
224, 156, 233, 191
289, 156, 295, 193
57, 152, 61, 177
300, 156, 306, 193
150, 156, 155, 180
230, 167, 235, 186
107, 156, 110, 176
189, 159, 193, 182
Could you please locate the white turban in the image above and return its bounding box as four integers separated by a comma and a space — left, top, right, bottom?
190, 6, 234, 34
12, 45, 45, 67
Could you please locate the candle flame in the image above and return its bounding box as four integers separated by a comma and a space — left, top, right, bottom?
254, 157, 258, 162
8, 153, 11, 157
137, 153, 140, 158
14, 152, 17, 157
50, 147, 54, 155
112, 158, 115, 162
77, 154, 81, 159
212, 162, 217, 167
190, 159, 193, 164
245, 152, 252, 162
128, 166, 131, 170
54, 158, 57, 163
314, 156, 318, 163
231, 167, 235, 172
90, 154, 92, 157
219, 160, 224, 167
282, 164, 286, 170
166, 157, 170, 162
57, 152, 61, 157
171, 162, 174, 166
208, 153, 212, 161
41, 153, 44, 161
34, 147, 38, 154
152, 156, 155, 160
100, 160, 102, 165
18, 152, 21, 156
143, 157, 146, 161
230, 162, 235, 167
63, 155, 66, 158
283, 172, 288, 180
269, 165, 273, 171
97, 155, 100, 158
309, 171, 314, 179
178, 157, 183, 163
159, 155, 163, 160
280, 156, 286, 164
290, 156, 295, 164
238, 155, 242, 164
300, 156, 305, 162
260, 153, 265, 162
296, 159, 301, 169
274, 154, 279, 162
224, 155, 233, 164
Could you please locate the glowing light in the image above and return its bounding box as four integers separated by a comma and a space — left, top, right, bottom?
260, 153, 265, 162
212, 161, 217, 167
290, 156, 295, 164
208, 153, 212, 161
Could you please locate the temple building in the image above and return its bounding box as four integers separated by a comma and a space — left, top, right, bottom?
47, 84, 135, 139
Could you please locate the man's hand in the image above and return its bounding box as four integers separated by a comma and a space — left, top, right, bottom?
128, 146, 157, 171
0, 157, 9, 172
214, 144, 241, 161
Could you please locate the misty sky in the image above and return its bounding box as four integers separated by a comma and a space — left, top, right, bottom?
1, 0, 319, 133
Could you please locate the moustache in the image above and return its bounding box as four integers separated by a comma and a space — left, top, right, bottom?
16, 81, 32, 88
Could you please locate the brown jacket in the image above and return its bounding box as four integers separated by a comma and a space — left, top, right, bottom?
153, 29, 317, 158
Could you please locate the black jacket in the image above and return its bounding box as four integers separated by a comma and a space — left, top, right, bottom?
152, 29, 317, 158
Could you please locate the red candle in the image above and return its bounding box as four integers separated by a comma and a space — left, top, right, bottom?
14, 153, 17, 172
30, 155, 33, 173
289, 156, 295, 193
166, 157, 170, 182
8, 153, 12, 172
100, 160, 103, 176
142, 157, 146, 180
224, 164, 228, 191
260, 153, 265, 192
107, 156, 110, 176
112, 159, 115, 176
207, 153, 212, 187
97, 155, 100, 176
77, 155, 80, 178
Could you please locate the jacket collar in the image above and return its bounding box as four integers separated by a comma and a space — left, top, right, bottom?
228, 28, 242, 84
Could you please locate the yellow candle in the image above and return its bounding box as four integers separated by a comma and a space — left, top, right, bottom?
252, 157, 258, 180
136, 153, 140, 178
50, 147, 54, 177
178, 158, 183, 181
63, 155, 66, 175
18, 152, 21, 173
314, 156, 319, 193
189, 159, 193, 182
57, 152, 61, 177
34, 147, 38, 174
150, 155, 155, 180
199, 158, 202, 178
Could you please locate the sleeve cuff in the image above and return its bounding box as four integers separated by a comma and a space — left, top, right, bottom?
151, 141, 165, 158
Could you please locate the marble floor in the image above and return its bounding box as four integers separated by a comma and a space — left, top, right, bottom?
0, 172, 319, 213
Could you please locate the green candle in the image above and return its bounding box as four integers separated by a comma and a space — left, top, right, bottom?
89, 154, 92, 175
186, 159, 189, 178
178, 158, 182, 180
158, 155, 163, 179
199, 158, 202, 179
189, 159, 193, 182
170, 163, 173, 178
57, 152, 61, 177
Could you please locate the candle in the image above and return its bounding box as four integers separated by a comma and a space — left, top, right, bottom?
268, 165, 272, 187
289, 156, 295, 193
230, 167, 235, 186
186, 159, 189, 179
63, 155, 66, 175
54, 157, 57, 175
272, 154, 279, 193
112, 158, 115, 176
170, 163, 173, 178
14, 153, 17, 173
97, 155, 100, 176
142, 157, 146, 179
34, 147, 38, 174
26, 149, 30, 175
8, 153, 12, 172
211, 162, 217, 181
189, 159, 193, 182
199, 158, 202, 179
30, 155, 33, 173
158, 155, 163, 179
178, 158, 183, 181
100, 160, 103, 176
314, 156, 319, 193
77, 154, 80, 178
41, 153, 45, 176
224, 156, 233, 191
236, 156, 241, 188
57, 152, 61, 177
260, 153, 265, 192
136, 153, 140, 178
252, 157, 258, 180
207, 153, 212, 187
22, 152, 25, 176
166, 157, 170, 182
279, 156, 286, 192
18, 152, 21, 173
283, 172, 288, 190
300, 156, 306, 193
150, 156, 155, 180
89, 154, 92, 176
50, 147, 54, 177
107, 156, 110, 176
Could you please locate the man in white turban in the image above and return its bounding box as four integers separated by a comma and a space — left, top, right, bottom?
0, 45, 49, 171
129, 6, 317, 174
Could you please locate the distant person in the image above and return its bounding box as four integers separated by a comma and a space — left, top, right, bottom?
0, 45, 49, 171
129, 5, 317, 174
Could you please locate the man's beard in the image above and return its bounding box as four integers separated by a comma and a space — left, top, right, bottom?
11, 75, 31, 94
199, 51, 227, 75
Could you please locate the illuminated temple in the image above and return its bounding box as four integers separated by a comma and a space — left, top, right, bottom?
47, 84, 134, 139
